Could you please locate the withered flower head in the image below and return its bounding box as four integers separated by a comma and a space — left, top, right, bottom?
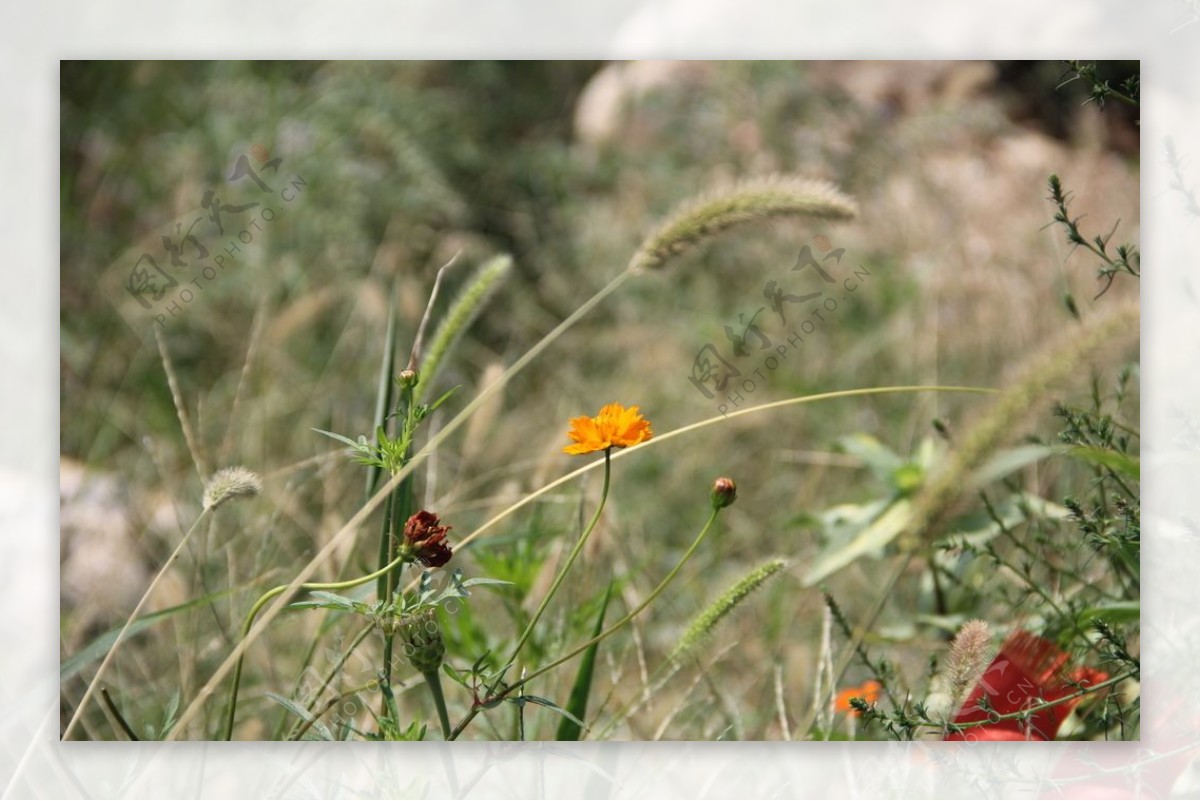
403, 510, 453, 568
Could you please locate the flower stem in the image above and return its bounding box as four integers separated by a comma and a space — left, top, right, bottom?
449, 502, 723, 740
521, 506, 721, 688
502, 449, 612, 677
424, 669, 453, 739
220, 551, 410, 741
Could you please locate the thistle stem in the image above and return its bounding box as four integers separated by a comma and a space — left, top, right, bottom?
424, 669, 453, 740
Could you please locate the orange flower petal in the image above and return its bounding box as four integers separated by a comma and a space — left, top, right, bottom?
562, 402, 653, 455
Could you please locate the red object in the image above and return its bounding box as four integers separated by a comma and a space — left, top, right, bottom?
403, 510, 453, 568
944, 630, 1107, 741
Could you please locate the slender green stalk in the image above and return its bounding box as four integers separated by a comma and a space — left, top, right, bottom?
449, 504, 723, 740
220, 551, 410, 741
503, 449, 612, 676
424, 670, 453, 739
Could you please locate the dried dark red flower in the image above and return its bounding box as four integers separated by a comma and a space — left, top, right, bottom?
403, 510, 453, 568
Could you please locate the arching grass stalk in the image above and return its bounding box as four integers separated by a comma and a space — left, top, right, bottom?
429, 386, 996, 566
220, 550, 411, 741
501, 449, 612, 679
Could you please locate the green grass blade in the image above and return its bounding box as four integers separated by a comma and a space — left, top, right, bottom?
61, 586, 239, 682
555, 581, 613, 741
367, 280, 400, 500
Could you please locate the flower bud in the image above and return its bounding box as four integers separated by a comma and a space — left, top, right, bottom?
710, 477, 737, 510
397, 369, 419, 390
398, 609, 445, 674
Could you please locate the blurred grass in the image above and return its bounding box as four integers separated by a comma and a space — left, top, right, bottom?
60, 60, 1139, 740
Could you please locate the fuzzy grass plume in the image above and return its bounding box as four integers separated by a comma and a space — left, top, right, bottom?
202, 466, 263, 511
628, 176, 857, 273
415, 254, 511, 404
900, 298, 1139, 551
670, 558, 788, 663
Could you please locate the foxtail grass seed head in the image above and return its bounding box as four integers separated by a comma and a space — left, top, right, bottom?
402, 510, 453, 568
946, 619, 993, 701
628, 175, 857, 273
202, 466, 262, 511
398, 608, 445, 673
710, 477, 738, 510
670, 558, 786, 663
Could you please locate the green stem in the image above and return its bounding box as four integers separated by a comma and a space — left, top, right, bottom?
424, 669, 452, 739
503, 449, 612, 676
221, 551, 410, 740
449, 503, 722, 740
522, 506, 720, 688
932, 670, 1136, 735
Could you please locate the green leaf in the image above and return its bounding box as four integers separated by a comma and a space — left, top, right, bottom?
556, 582, 612, 740
939, 492, 1070, 549
836, 433, 904, 483
367, 280, 399, 499
1068, 446, 1140, 480
1077, 602, 1140, 626
442, 663, 470, 689
968, 444, 1057, 488
804, 499, 913, 586
312, 428, 368, 451
60, 585, 239, 681
517, 694, 586, 729
266, 692, 333, 740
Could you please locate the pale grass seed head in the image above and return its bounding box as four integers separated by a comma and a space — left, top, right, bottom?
202, 466, 262, 511
628, 175, 857, 273
946, 619, 992, 700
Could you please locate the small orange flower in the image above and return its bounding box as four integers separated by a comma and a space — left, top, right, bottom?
563, 402, 653, 455
835, 680, 881, 716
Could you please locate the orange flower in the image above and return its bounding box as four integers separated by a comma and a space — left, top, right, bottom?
835, 680, 881, 716
563, 402, 653, 455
